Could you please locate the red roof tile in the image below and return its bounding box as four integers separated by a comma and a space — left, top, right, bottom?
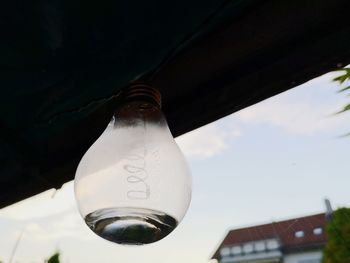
212, 213, 327, 259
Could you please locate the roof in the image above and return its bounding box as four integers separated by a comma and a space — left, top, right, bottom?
2, 1, 350, 207
212, 213, 327, 260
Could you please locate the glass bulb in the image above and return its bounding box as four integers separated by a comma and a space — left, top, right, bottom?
74, 84, 192, 245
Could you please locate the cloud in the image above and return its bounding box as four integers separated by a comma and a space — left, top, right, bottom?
0, 181, 99, 243
235, 72, 350, 135
176, 124, 240, 159
22, 211, 94, 241
176, 71, 350, 158
0, 182, 76, 221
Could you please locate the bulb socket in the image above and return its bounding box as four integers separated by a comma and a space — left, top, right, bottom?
122, 83, 161, 108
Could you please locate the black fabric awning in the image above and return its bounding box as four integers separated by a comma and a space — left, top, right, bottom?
1, 0, 350, 208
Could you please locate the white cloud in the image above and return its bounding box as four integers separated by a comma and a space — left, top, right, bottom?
0, 182, 76, 221
177, 71, 350, 157
235, 72, 350, 135
176, 124, 240, 159
22, 212, 94, 241
0, 181, 97, 242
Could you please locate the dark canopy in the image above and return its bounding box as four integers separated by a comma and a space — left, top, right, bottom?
1, 0, 350, 208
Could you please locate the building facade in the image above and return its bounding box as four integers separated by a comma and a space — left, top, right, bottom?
212, 213, 327, 263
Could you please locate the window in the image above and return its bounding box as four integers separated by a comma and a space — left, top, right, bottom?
220, 247, 231, 257
243, 243, 254, 254
295, 230, 305, 238
255, 241, 266, 252
313, 227, 323, 235
231, 246, 242, 255
266, 239, 279, 250
298, 259, 320, 263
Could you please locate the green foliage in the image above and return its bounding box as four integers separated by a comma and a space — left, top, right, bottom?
322, 208, 350, 263
333, 68, 350, 114
47, 252, 60, 263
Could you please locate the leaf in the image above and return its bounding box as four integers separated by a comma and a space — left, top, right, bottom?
47, 253, 60, 263
338, 132, 350, 138
338, 85, 350, 93
336, 103, 350, 114
332, 69, 350, 136
333, 74, 348, 84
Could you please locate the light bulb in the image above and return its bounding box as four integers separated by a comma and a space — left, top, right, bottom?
74, 84, 192, 245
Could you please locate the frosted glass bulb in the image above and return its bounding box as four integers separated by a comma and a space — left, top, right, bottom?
74, 84, 192, 245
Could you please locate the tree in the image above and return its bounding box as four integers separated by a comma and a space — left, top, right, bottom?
322, 207, 350, 263
332, 68, 350, 136
333, 69, 350, 111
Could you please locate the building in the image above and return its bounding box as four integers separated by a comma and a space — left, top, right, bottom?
211, 213, 328, 263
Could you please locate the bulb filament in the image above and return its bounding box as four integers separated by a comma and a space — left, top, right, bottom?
123, 150, 150, 200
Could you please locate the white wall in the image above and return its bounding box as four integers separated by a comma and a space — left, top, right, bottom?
283, 250, 322, 263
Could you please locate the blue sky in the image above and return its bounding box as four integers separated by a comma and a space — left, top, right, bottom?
0, 71, 349, 263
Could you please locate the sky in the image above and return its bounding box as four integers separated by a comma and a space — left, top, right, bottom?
0, 71, 350, 263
